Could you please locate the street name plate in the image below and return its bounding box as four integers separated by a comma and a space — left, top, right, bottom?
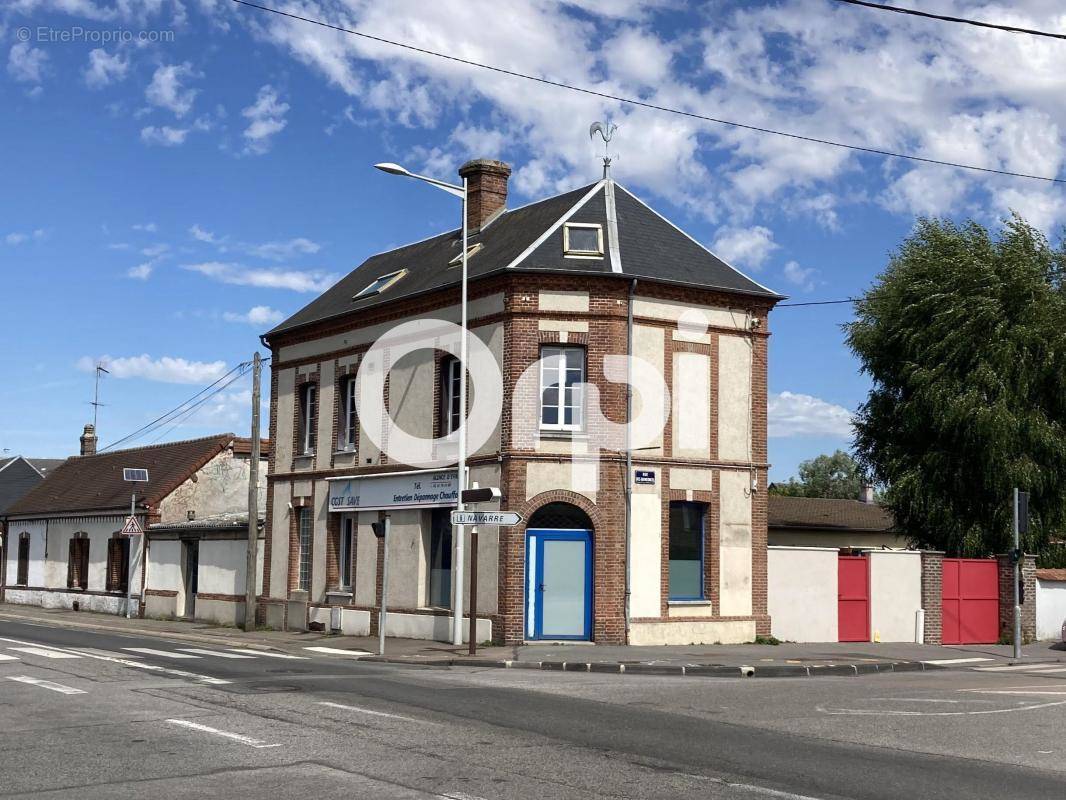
450, 511, 523, 526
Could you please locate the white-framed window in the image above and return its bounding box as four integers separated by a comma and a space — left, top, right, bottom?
353, 268, 407, 299
297, 507, 313, 592
448, 242, 483, 266
539, 345, 585, 431
339, 515, 354, 590
440, 356, 461, 436
563, 223, 603, 257
340, 376, 357, 451
299, 383, 317, 455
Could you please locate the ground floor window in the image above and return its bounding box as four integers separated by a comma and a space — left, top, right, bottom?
428, 508, 452, 608
16, 533, 30, 585
668, 502, 705, 600
298, 507, 313, 592
106, 535, 130, 593
339, 515, 354, 590
67, 534, 89, 590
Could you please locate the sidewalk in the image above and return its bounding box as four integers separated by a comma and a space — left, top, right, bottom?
2, 603, 1062, 678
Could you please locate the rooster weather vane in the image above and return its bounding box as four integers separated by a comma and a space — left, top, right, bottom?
590, 121, 617, 178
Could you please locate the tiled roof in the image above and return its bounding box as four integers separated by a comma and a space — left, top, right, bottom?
1036, 568, 1066, 582
267, 180, 782, 338
6, 435, 236, 516
768, 495, 896, 532
149, 511, 263, 532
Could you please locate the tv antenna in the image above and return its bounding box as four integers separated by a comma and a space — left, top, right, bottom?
589, 121, 618, 179
91, 363, 110, 429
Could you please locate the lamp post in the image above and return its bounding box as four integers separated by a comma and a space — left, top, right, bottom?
374, 162, 469, 646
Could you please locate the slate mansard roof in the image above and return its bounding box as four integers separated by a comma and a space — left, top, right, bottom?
267, 179, 783, 338
6, 435, 255, 517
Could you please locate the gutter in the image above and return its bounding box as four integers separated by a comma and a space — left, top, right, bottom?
624, 277, 636, 638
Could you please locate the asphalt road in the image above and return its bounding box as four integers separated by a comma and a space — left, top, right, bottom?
0, 619, 1064, 799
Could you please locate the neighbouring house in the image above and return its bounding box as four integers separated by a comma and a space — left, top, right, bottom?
2, 427, 267, 624
767, 491, 908, 550
260, 157, 782, 645
1036, 568, 1066, 641
0, 455, 67, 599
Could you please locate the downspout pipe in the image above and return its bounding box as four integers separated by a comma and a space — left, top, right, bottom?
624, 277, 637, 638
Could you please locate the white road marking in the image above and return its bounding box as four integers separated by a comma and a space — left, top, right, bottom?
7, 646, 82, 659
70, 648, 143, 659
6, 675, 86, 695
438, 793, 491, 800
226, 649, 307, 659
303, 646, 373, 657
974, 663, 1066, 672
817, 699, 1066, 716
165, 719, 281, 748
176, 648, 256, 659
0, 654, 20, 662
922, 657, 994, 665
123, 647, 201, 659
680, 771, 828, 800
0, 637, 229, 686
316, 701, 427, 723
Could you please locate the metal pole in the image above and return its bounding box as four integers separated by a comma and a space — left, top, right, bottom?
452, 176, 469, 646
126, 492, 135, 619
379, 516, 390, 656
469, 524, 478, 655
244, 352, 262, 632
1013, 487, 1022, 660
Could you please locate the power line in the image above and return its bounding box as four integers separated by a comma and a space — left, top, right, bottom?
229, 0, 1066, 185
830, 0, 1066, 41
147, 367, 252, 445
777, 298, 858, 307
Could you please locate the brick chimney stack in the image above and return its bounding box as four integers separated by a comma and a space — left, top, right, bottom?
80, 423, 97, 456
860, 484, 875, 504
458, 159, 511, 233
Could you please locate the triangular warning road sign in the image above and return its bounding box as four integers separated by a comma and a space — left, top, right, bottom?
121, 516, 143, 535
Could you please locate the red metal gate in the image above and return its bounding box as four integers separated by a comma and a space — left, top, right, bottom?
838, 555, 870, 642
942, 559, 999, 644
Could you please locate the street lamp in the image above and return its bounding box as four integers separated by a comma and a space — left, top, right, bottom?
374, 161, 469, 647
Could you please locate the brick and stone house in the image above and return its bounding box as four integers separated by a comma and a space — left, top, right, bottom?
260, 158, 782, 645
3, 429, 267, 624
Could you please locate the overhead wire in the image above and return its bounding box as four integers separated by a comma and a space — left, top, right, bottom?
228, 0, 1066, 185
829, 0, 1066, 41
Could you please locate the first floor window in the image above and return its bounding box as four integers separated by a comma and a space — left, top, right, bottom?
669, 502, 705, 600
341, 376, 357, 450
428, 508, 452, 609
299, 383, 317, 455
440, 356, 461, 436
106, 536, 130, 593
67, 534, 89, 591
16, 533, 30, 586
339, 515, 354, 590
540, 345, 585, 431
297, 507, 313, 591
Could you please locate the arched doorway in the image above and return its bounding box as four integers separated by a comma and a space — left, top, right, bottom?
526, 502, 593, 640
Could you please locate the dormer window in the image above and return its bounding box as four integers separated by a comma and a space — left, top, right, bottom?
448, 242, 483, 267
353, 268, 407, 300
563, 223, 603, 257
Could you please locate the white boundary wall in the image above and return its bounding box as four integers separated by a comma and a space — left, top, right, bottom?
869, 550, 921, 643
1036, 578, 1066, 641
768, 546, 837, 642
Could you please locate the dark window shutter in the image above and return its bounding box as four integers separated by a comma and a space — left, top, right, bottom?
79, 539, 90, 590
67, 538, 77, 589
17, 536, 30, 585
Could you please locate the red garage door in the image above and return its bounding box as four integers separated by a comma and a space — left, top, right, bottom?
942, 559, 999, 644
838, 556, 870, 642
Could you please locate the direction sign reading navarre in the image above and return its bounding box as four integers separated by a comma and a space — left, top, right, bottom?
450, 511, 523, 526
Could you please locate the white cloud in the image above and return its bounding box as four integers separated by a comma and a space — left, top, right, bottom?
248, 237, 320, 260
141, 243, 168, 257
140, 125, 189, 146
183, 261, 337, 293
126, 262, 154, 280
84, 48, 128, 88
145, 62, 199, 117
77, 354, 228, 384
768, 391, 853, 439
132, 222, 158, 232
223, 305, 286, 326
8, 42, 48, 84
782, 260, 816, 292
5, 229, 45, 245
241, 84, 289, 155
711, 225, 778, 271
189, 223, 217, 243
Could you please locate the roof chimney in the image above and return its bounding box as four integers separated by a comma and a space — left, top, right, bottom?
80, 424, 97, 456
458, 159, 511, 233
860, 483, 875, 504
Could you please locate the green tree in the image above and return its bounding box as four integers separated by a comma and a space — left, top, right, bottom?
770, 450, 866, 499
846, 215, 1066, 556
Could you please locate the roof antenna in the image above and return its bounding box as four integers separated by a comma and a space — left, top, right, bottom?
589, 121, 617, 179
91, 363, 110, 429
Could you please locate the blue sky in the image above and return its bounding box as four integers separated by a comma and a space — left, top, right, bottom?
2, 1, 1064, 482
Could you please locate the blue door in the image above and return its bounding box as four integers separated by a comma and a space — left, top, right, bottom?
526, 529, 592, 640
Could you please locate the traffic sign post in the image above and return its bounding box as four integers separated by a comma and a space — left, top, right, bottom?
450, 511, 522, 527
120, 516, 143, 535
123, 468, 149, 620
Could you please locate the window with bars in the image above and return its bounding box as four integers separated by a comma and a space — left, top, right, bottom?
297, 507, 313, 592
339, 515, 354, 590
299, 383, 317, 455
440, 356, 461, 436
106, 535, 130, 593
16, 533, 30, 586
539, 345, 585, 431
66, 534, 89, 590
340, 376, 358, 451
